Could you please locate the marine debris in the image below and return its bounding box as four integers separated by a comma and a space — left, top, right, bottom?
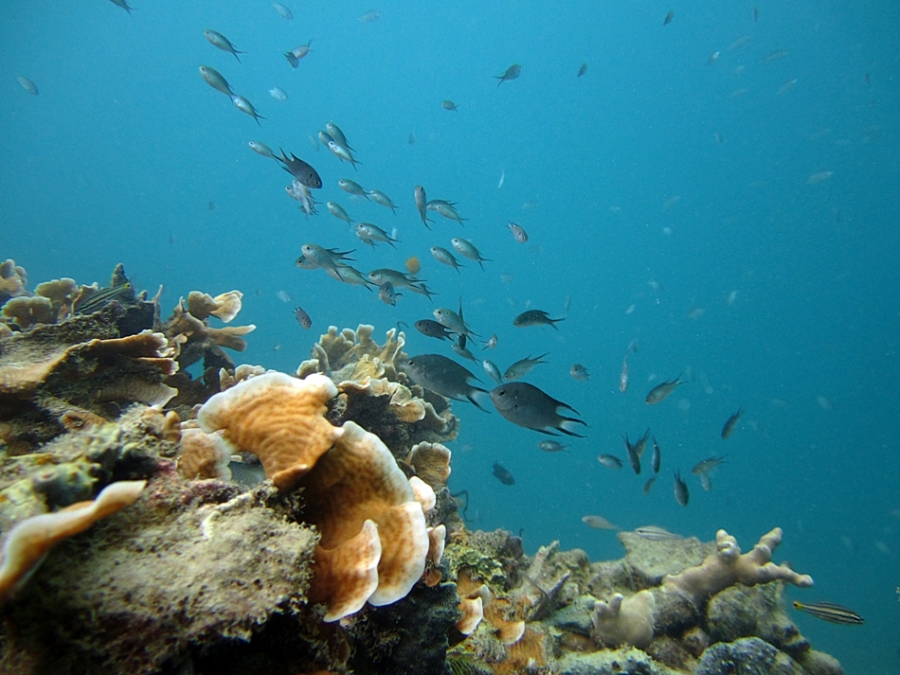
0, 273, 846, 674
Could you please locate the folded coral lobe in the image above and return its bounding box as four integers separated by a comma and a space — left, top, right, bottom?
197, 372, 343, 491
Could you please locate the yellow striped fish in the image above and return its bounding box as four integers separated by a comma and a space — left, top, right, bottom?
792, 600, 864, 625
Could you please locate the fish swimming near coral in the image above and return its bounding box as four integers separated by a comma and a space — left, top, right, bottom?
293, 306, 311, 329
792, 601, 864, 625
633, 525, 682, 541
492, 461, 515, 485
404, 354, 489, 411
490, 382, 586, 436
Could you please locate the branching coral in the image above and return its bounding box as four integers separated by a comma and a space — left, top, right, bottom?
663, 528, 813, 605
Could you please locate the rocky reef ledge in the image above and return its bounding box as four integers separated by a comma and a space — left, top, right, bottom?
0, 263, 843, 675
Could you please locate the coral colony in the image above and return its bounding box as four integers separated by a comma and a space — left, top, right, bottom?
0, 260, 843, 674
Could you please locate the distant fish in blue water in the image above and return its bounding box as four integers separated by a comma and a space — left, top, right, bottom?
16, 76, 38, 95
503, 353, 549, 382
204, 30, 245, 62
268, 86, 288, 101
570, 364, 590, 381
199, 66, 233, 96
495, 64, 522, 87
230, 95, 265, 125
721, 408, 743, 439
538, 440, 568, 453
492, 461, 515, 485
367, 189, 399, 213
451, 238, 490, 270
673, 471, 689, 506
645, 374, 684, 404
273, 2, 293, 20
378, 282, 401, 306
284, 41, 312, 68
442, 100, 459, 111
359, 9, 381, 23
577, 63, 587, 77
507, 221, 528, 243
597, 454, 623, 470
108, 0, 133, 14
414, 186, 433, 228
248, 141, 274, 158
293, 306, 311, 329
663, 10, 674, 25
513, 309, 564, 330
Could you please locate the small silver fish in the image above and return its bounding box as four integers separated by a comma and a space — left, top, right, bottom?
338, 179, 368, 199
285, 41, 312, 68
633, 525, 682, 541
507, 221, 528, 243
482, 359, 503, 385
452, 341, 478, 362
327, 140, 361, 169
359, 9, 381, 23
273, 2, 293, 19
326, 201, 353, 225
414, 186, 432, 228
570, 364, 589, 381
645, 374, 684, 404
268, 86, 288, 101
293, 306, 312, 329
597, 454, 623, 470
503, 353, 549, 381
482, 334, 498, 350
230, 95, 265, 125
538, 440, 568, 453
619, 341, 636, 393
16, 76, 38, 95
199, 66, 233, 96
248, 141, 274, 158
582, 515, 618, 530
204, 30, 245, 62
430, 246, 466, 273
642, 476, 656, 495
356, 223, 398, 248
378, 282, 401, 306
326, 122, 353, 150
451, 238, 491, 269
367, 189, 399, 213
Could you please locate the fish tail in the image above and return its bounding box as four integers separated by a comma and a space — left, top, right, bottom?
559, 418, 588, 437
468, 390, 491, 413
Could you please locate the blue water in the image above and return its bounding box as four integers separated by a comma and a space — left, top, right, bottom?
2, 0, 898, 671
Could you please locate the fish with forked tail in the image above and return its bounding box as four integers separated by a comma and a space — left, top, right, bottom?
490, 382, 586, 436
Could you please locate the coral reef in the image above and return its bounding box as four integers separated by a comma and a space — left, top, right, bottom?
299, 325, 459, 457
0, 273, 846, 675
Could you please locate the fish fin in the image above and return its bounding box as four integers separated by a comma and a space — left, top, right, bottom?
468, 389, 491, 413
558, 419, 587, 437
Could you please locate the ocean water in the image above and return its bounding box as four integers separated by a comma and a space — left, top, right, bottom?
2, 0, 899, 671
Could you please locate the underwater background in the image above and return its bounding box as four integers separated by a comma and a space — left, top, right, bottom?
1, 0, 898, 671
